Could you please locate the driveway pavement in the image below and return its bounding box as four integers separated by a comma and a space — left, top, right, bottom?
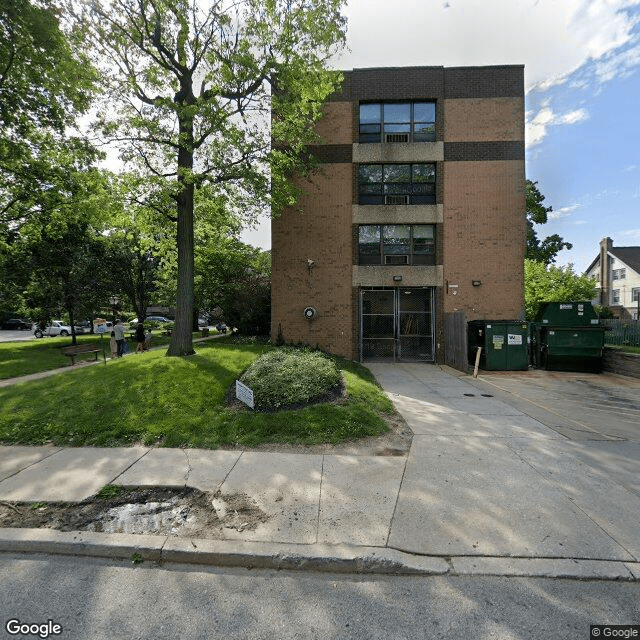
0, 363, 639, 579
369, 364, 640, 570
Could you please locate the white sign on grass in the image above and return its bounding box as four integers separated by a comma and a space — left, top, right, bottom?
235, 380, 254, 409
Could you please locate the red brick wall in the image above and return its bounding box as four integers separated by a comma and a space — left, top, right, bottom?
444, 97, 524, 142
442, 160, 525, 320
271, 163, 356, 358
315, 102, 354, 145
272, 67, 526, 362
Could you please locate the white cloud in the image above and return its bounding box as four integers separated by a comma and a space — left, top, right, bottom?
336, 0, 640, 91
526, 105, 589, 146
594, 40, 640, 82
618, 228, 640, 239
549, 204, 581, 220
560, 110, 589, 125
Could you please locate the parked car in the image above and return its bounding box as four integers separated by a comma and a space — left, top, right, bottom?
34, 321, 72, 338
74, 320, 91, 334
1, 318, 32, 330
146, 316, 172, 323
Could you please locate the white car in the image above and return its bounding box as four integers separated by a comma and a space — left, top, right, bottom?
34, 321, 73, 338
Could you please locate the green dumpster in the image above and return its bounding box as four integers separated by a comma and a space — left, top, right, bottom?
530, 302, 605, 372
468, 320, 529, 371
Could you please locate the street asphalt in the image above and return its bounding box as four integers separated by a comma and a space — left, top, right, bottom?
0, 362, 639, 580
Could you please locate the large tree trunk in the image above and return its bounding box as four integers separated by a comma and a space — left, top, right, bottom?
68, 305, 77, 346
167, 116, 195, 356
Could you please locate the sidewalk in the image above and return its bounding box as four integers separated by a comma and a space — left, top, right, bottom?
1, 363, 639, 580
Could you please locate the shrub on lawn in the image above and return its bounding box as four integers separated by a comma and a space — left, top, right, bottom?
239, 347, 342, 410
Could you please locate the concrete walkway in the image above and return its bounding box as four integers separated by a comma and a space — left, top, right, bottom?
1, 363, 639, 579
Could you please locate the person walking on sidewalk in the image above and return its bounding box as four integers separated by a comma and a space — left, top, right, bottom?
135, 323, 145, 353
109, 331, 118, 359
113, 320, 126, 357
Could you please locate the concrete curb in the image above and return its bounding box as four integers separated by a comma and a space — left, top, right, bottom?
0, 528, 447, 575
1, 528, 638, 580
0, 528, 165, 563
450, 556, 640, 581
161, 538, 449, 575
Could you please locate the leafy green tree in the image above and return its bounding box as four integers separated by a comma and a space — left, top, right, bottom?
19, 213, 111, 341
76, 0, 346, 356
0, 0, 94, 132
526, 180, 572, 265
25, 226, 110, 340
105, 232, 163, 325
0, 238, 31, 320
102, 175, 176, 324
196, 234, 271, 335
524, 259, 598, 321
0, 0, 98, 235
12, 168, 115, 342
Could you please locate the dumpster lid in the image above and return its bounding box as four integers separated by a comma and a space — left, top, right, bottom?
536, 302, 600, 326
468, 320, 528, 326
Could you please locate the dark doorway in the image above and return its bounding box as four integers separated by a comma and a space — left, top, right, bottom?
360, 288, 435, 362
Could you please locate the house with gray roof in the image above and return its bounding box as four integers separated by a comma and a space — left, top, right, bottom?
585, 237, 640, 319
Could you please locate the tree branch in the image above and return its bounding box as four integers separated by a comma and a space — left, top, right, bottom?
108, 135, 181, 150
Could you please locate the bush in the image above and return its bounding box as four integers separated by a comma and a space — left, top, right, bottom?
240, 347, 342, 410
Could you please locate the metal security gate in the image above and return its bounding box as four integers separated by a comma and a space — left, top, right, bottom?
360, 288, 435, 362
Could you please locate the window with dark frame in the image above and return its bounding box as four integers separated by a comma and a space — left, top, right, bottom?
358, 225, 436, 266
359, 102, 436, 143
612, 268, 626, 280
358, 163, 436, 205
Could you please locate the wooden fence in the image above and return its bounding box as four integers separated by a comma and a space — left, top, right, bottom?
444, 311, 468, 373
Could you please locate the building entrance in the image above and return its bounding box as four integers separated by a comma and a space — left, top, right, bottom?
360, 288, 435, 362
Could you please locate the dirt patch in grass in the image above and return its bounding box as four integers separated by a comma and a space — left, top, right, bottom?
0, 487, 269, 539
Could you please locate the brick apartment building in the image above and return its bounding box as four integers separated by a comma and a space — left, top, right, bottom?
271, 65, 526, 362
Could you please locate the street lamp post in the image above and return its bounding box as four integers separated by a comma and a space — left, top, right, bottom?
109, 296, 119, 324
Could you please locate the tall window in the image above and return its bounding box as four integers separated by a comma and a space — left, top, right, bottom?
612, 268, 626, 280
358, 225, 436, 265
359, 102, 436, 143
632, 288, 640, 302
358, 163, 436, 205
611, 290, 620, 304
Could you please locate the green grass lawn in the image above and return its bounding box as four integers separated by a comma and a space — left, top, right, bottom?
0, 332, 196, 380
0, 340, 393, 449
606, 344, 640, 355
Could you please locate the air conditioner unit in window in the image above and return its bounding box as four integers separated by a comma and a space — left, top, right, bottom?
385, 194, 410, 205
385, 133, 409, 143
385, 255, 409, 265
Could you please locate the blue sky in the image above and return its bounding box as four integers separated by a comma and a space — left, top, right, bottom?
242, 0, 640, 273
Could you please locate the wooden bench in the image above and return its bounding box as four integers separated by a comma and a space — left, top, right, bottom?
60, 344, 100, 365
